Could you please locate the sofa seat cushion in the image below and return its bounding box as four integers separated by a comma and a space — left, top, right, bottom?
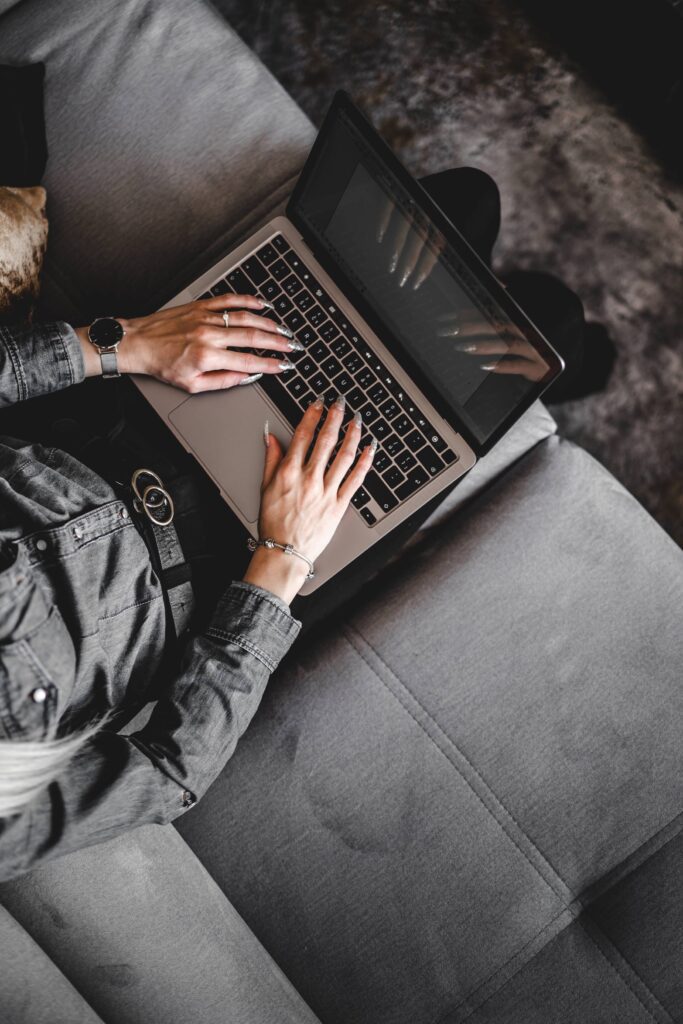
0, 0, 316, 321
175, 435, 683, 1024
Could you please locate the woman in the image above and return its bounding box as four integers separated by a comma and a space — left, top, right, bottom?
0, 167, 593, 882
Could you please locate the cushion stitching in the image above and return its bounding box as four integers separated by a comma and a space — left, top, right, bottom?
579, 920, 671, 1024
343, 625, 569, 903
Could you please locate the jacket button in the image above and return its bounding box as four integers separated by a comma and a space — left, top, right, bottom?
181, 790, 195, 808
30, 687, 48, 703
35, 538, 48, 551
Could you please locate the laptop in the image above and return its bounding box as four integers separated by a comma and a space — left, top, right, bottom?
132, 91, 564, 595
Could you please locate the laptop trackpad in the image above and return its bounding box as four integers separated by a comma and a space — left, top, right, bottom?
168, 387, 294, 523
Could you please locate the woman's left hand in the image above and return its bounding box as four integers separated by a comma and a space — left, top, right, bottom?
76, 294, 300, 392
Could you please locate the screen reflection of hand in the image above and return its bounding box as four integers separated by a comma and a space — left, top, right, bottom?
437, 314, 549, 382
376, 197, 445, 290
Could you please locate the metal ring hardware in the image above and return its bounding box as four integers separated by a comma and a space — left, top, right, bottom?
130, 468, 175, 526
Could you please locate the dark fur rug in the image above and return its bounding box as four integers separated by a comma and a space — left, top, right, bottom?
213, 0, 683, 546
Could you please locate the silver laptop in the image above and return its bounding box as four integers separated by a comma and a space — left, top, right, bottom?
132, 92, 563, 595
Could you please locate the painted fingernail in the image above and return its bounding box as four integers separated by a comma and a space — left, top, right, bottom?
399, 268, 411, 288
455, 343, 477, 352
389, 254, 398, 274
480, 363, 496, 371
260, 300, 275, 310
276, 325, 294, 338
287, 339, 305, 351
263, 419, 270, 447
437, 327, 461, 337
334, 395, 346, 410
353, 411, 362, 428
312, 396, 324, 409
278, 360, 296, 371
369, 438, 378, 456
238, 372, 263, 386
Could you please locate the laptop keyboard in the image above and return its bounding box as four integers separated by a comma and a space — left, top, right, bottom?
199, 233, 458, 526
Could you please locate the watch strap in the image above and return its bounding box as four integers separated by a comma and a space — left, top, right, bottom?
100, 349, 120, 378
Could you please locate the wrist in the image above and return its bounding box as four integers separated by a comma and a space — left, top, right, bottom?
242, 546, 309, 605
75, 318, 148, 378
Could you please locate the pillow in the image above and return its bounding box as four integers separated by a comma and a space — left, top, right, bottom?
0, 185, 48, 324
0, 62, 48, 324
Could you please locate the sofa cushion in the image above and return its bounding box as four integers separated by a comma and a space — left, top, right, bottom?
0, 0, 316, 322
0, 822, 321, 1024
175, 435, 683, 1024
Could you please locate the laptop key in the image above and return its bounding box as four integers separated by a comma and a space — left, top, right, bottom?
298, 357, 317, 379
300, 391, 317, 409
320, 321, 338, 342
356, 368, 376, 390
351, 487, 371, 509
297, 325, 316, 346
395, 466, 430, 501
331, 336, 352, 358
270, 259, 290, 281
323, 386, 339, 405
396, 449, 417, 472
310, 340, 330, 362
346, 387, 366, 410
416, 447, 445, 476
271, 234, 289, 253
242, 257, 268, 286
385, 434, 405, 458
343, 351, 363, 374
442, 449, 458, 465
392, 413, 412, 436
285, 311, 306, 332
308, 306, 326, 328
310, 372, 327, 393
333, 372, 354, 393
321, 355, 343, 378
226, 268, 255, 294
383, 466, 405, 490
371, 418, 391, 441
359, 402, 380, 425
256, 243, 278, 266
405, 429, 426, 453
260, 279, 281, 302
273, 295, 293, 316
211, 279, 231, 296
368, 382, 389, 406
360, 507, 377, 525
284, 251, 309, 275
294, 290, 315, 313
198, 291, 213, 300
286, 376, 307, 399
378, 398, 400, 421
282, 274, 303, 297
364, 471, 399, 513
425, 427, 448, 452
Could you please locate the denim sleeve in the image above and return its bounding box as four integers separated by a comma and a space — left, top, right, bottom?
0, 580, 301, 882
0, 321, 85, 406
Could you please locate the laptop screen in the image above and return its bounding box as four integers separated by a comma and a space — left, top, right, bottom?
288, 95, 561, 451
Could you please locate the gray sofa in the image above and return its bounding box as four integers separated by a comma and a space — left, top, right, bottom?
1, 2, 681, 1023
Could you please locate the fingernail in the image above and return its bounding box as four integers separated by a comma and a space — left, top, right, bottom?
260, 300, 275, 310
353, 411, 362, 428
369, 437, 378, 454
480, 363, 496, 371
238, 372, 263, 386
312, 396, 324, 409
437, 327, 461, 338
412, 275, 426, 291
389, 254, 398, 274
334, 395, 346, 410
276, 325, 294, 339
287, 339, 305, 351
455, 343, 477, 352
263, 419, 270, 447
278, 360, 296, 371
399, 268, 411, 288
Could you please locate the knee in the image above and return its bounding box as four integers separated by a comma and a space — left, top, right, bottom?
503, 270, 585, 334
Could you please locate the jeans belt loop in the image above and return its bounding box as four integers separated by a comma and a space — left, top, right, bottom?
128, 467, 194, 638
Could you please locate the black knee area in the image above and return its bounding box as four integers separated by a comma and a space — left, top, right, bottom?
419, 166, 501, 263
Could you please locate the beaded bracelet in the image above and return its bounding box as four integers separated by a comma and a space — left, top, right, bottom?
246, 536, 316, 579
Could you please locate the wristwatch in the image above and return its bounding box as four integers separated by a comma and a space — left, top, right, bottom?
87, 316, 125, 378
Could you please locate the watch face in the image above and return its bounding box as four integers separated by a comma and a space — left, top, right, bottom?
89, 317, 124, 349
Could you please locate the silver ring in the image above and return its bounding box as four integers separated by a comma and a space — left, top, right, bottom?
131, 467, 164, 504
222, 310, 230, 329
142, 484, 174, 526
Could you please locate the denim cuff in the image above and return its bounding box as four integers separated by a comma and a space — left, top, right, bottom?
0, 320, 85, 403
206, 580, 302, 673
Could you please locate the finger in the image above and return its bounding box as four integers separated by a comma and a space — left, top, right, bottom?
202, 309, 291, 335
324, 411, 363, 489
396, 231, 426, 288
481, 357, 536, 376
337, 440, 376, 505
262, 430, 283, 490
199, 347, 296, 375
284, 397, 325, 464
190, 370, 253, 391
454, 339, 512, 355
306, 396, 347, 473
201, 315, 300, 352
388, 215, 411, 275
411, 241, 440, 290
376, 197, 396, 243
153, 293, 268, 321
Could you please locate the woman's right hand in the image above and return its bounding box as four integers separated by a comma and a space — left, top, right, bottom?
242, 396, 376, 605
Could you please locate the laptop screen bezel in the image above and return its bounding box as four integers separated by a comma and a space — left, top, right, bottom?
286, 90, 565, 457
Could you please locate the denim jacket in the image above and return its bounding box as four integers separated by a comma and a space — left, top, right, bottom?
0, 321, 301, 883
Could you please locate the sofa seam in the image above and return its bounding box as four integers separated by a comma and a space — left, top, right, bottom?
343, 625, 570, 904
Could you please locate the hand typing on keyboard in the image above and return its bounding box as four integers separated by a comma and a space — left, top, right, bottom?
97, 293, 301, 393
242, 396, 375, 604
